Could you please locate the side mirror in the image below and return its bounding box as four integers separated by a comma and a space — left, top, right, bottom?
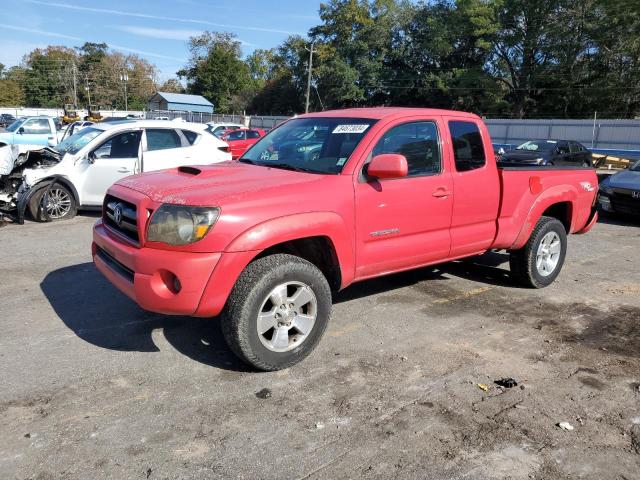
367, 153, 408, 180
88, 151, 97, 164
17, 127, 24, 134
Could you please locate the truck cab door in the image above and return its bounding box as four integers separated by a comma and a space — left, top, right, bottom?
80, 130, 142, 206
14, 118, 54, 147
354, 119, 453, 277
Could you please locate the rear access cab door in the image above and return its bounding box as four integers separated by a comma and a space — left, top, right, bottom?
444, 117, 501, 257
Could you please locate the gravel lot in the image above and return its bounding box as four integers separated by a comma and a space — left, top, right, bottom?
1, 214, 639, 480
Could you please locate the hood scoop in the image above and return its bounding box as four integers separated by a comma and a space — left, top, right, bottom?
177, 166, 201, 176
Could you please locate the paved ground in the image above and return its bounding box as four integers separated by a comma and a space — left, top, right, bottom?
0, 213, 639, 480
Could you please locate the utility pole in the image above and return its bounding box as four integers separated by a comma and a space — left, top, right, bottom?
71, 62, 78, 107
304, 42, 316, 114
120, 72, 129, 112
84, 75, 91, 106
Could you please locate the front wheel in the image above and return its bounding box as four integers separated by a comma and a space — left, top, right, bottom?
29, 183, 77, 222
221, 254, 332, 371
509, 216, 567, 288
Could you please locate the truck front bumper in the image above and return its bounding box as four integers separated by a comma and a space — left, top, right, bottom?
93, 219, 224, 316
93, 219, 259, 317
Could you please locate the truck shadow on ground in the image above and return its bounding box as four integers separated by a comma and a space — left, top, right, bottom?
40, 263, 251, 372
41, 252, 514, 370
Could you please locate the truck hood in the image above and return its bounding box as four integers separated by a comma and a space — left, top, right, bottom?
606, 169, 640, 190
115, 161, 325, 205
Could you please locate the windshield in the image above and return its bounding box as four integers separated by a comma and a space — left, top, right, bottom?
631, 160, 640, 172
239, 117, 377, 174
54, 127, 103, 155
516, 140, 556, 152
5, 119, 24, 132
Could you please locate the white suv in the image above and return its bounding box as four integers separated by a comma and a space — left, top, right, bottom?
0, 120, 231, 222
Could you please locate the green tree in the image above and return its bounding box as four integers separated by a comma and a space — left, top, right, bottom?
0, 64, 25, 106
22, 46, 78, 107
158, 78, 184, 94
178, 32, 253, 113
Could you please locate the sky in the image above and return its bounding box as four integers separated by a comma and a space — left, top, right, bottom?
0, 0, 322, 79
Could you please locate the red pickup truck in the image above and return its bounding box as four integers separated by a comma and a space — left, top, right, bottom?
92, 108, 598, 370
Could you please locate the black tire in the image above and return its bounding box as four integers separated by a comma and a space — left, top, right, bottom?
509, 216, 567, 288
29, 183, 78, 222
221, 254, 332, 371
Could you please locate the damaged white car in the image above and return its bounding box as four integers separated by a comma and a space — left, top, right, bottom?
0, 120, 232, 223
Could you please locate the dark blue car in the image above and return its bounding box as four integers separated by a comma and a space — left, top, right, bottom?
499, 140, 593, 167
598, 160, 640, 216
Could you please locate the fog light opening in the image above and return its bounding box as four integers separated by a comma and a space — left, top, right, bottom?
158, 270, 182, 295
173, 276, 182, 294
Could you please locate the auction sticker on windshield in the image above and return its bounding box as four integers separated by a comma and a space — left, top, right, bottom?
332, 124, 370, 134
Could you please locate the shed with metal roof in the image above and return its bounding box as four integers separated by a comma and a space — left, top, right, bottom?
148, 92, 214, 113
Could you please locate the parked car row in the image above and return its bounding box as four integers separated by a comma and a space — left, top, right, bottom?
0, 120, 231, 222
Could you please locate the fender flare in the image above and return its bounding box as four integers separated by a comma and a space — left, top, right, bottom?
511, 184, 578, 250
16, 175, 79, 224
225, 211, 356, 288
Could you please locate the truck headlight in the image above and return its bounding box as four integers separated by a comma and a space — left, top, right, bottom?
147, 205, 220, 245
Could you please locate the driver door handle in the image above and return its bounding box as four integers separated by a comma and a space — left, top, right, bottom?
432, 187, 452, 198
118, 167, 132, 173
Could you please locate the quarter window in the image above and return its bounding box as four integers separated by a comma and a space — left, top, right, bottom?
372, 121, 441, 176
449, 121, 486, 172
181, 129, 199, 145
146, 129, 182, 151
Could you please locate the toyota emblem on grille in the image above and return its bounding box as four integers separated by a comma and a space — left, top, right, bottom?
113, 204, 124, 226
633, 191, 640, 199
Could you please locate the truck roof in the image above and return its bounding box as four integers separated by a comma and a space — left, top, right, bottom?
299, 107, 481, 121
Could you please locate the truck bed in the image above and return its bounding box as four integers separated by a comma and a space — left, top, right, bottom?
493, 165, 598, 250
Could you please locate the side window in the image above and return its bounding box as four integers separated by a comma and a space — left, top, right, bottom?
247, 130, 261, 139
93, 131, 142, 159
146, 129, 182, 151
181, 129, 199, 145
22, 119, 51, 134
372, 121, 441, 176
557, 142, 570, 155
569, 142, 579, 153
227, 131, 246, 141
449, 121, 486, 172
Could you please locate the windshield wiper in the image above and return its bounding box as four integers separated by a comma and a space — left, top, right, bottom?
265, 163, 317, 173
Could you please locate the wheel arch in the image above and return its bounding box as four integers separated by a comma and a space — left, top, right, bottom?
16, 175, 79, 224
225, 212, 355, 290
510, 186, 578, 250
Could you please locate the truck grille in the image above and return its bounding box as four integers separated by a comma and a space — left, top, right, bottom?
104, 194, 140, 245
611, 189, 640, 216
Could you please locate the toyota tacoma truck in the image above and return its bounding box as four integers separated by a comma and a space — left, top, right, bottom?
92, 108, 598, 371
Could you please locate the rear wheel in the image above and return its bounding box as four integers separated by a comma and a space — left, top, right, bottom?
221, 254, 332, 371
29, 183, 77, 222
509, 216, 567, 288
